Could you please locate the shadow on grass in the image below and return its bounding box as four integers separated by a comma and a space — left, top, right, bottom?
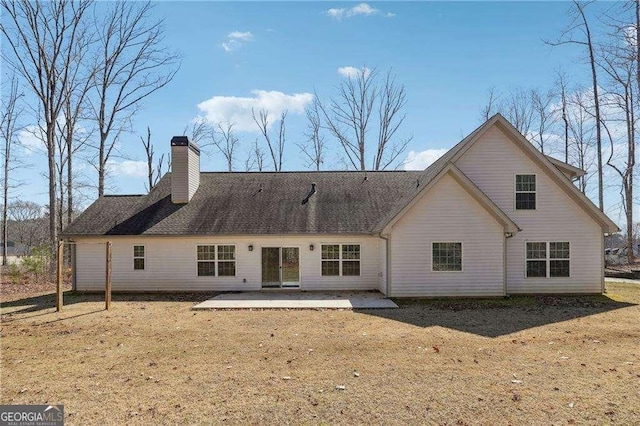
356, 294, 637, 338
0, 290, 222, 316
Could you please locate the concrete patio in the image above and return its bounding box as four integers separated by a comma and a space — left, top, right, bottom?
192, 291, 399, 310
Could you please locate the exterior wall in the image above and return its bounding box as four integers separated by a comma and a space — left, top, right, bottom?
455, 126, 603, 293
73, 235, 380, 292
389, 174, 505, 297
171, 145, 200, 203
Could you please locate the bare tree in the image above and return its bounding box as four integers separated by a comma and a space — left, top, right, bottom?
140, 127, 167, 191
7, 201, 45, 250
90, 1, 179, 197
210, 122, 239, 172
374, 71, 412, 170
299, 96, 325, 170
1, 75, 24, 265
58, 25, 95, 228
547, 0, 604, 211
252, 109, 287, 171
567, 90, 596, 194
599, 47, 636, 262
320, 67, 376, 170
553, 70, 572, 163
480, 88, 536, 137
530, 89, 557, 154
242, 139, 267, 172
184, 116, 213, 146
0, 0, 93, 262
319, 67, 411, 170
481, 87, 499, 121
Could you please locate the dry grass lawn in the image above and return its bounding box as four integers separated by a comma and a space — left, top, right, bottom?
1, 282, 639, 425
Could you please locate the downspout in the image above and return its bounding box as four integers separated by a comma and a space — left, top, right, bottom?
379, 234, 391, 297
71, 240, 77, 291
504, 231, 515, 297
601, 233, 606, 294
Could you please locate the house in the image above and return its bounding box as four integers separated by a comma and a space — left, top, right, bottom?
1, 241, 30, 265
62, 114, 619, 296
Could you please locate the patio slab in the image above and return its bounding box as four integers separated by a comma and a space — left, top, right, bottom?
192, 291, 398, 310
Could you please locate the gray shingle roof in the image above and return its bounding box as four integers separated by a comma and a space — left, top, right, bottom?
63, 171, 424, 236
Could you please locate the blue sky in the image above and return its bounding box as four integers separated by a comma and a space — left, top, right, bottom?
17, 1, 622, 216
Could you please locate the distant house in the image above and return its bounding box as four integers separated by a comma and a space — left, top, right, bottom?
62, 114, 619, 296
1, 241, 29, 265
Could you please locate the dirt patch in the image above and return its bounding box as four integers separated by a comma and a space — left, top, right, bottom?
1, 283, 639, 424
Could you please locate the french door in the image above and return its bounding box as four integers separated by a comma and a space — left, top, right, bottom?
261, 247, 300, 288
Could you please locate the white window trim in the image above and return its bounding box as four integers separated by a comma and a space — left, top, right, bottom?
133, 245, 145, 271
320, 243, 362, 277
524, 241, 571, 279
431, 241, 464, 273
514, 173, 537, 211
196, 244, 237, 278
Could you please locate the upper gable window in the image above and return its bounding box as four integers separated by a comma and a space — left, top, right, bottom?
515, 174, 536, 210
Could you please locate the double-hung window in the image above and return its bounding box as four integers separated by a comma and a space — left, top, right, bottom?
321, 244, 360, 276
197, 245, 236, 277
515, 174, 536, 210
432, 242, 463, 272
133, 245, 145, 270
526, 242, 570, 278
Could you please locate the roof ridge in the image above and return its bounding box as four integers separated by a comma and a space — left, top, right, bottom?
195, 170, 419, 174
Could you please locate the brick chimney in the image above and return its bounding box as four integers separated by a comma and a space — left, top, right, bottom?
170, 136, 200, 203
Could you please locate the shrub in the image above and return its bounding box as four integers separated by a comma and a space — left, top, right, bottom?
6, 263, 22, 284
21, 244, 51, 280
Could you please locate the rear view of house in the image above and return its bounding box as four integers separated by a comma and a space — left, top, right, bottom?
63, 114, 619, 296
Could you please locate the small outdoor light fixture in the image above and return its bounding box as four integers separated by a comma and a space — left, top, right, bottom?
248, 244, 254, 251
309, 244, 314, 251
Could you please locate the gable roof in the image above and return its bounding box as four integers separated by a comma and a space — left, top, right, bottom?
448, 114, 619, 234
378, 163, 520, 235
544, 155, 586, 179
63, 171, 422, 236
64, 114, 619, 238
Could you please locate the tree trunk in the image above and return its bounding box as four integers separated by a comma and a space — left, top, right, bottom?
47, 124, 58, 272
578, 4, 604, 211
98, 133, 106, 197
2, 149, 8, 266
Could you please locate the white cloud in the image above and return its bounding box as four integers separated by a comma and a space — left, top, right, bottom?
107, 160, 147, 179
337, 66, 372, 79
325, 3, 394, 20
221, 31, 254, 52
403, 149, 449, 170
196, 90, 314, 132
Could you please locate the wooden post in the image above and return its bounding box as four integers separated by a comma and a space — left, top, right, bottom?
56, 241, 63, 312
105, 241, 112, 310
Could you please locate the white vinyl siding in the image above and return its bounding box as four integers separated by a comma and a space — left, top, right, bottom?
455, 126, 602, 293
390, 173, 505, 297
73, 235, 381, 292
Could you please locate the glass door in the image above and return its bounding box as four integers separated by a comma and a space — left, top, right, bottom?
281, 247, 300, 288
261, 247, 281, 288
261, 247, 300, 288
